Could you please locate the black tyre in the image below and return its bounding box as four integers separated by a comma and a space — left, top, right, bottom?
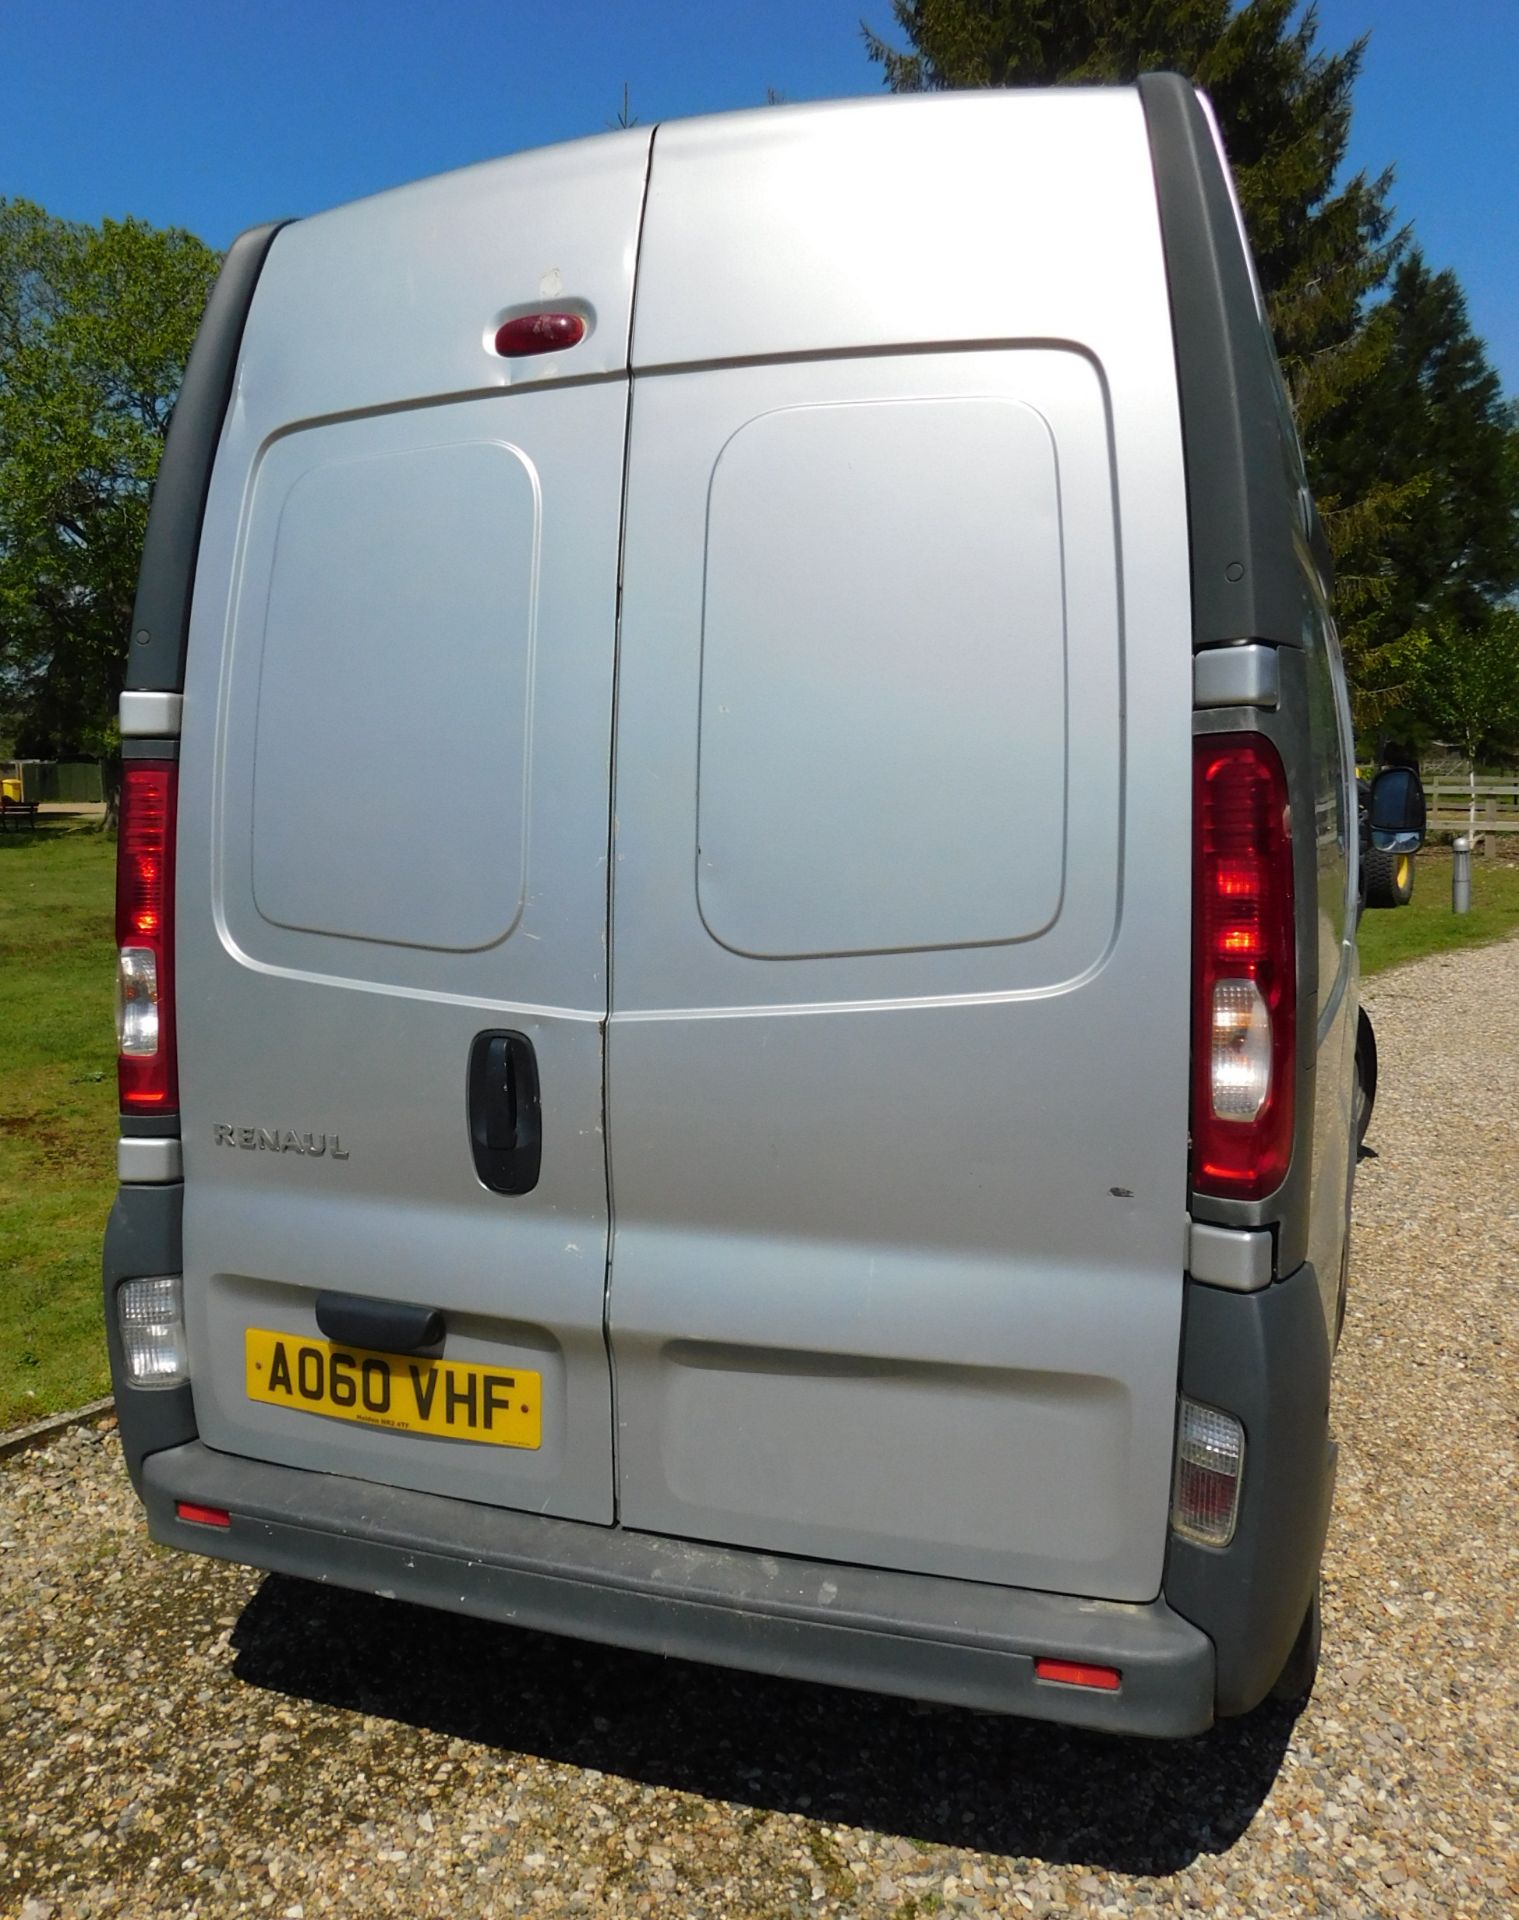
1354, 1008, 1377, 1150
1364, 846, 1414, 908
1269, 1578, 1323, 1705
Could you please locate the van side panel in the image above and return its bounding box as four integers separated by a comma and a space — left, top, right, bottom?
608, 96, 1193, 1602
173, 135, 652, 1523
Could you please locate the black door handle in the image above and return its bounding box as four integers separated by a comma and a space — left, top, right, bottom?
315, 1291, 444, 1355
468, 1030, 542, 1194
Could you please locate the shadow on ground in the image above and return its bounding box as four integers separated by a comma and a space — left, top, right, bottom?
231, 1574, 1295, 1875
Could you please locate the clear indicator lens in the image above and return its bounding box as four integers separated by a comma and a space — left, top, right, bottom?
1210, 978, 1271, 1119
117, 1274, 187, 1386
1171, 1398, 1245, 1547
116, 946, 160, 1055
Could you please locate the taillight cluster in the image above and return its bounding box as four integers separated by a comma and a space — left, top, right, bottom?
116, 760, 179, 1112
1191, 734, 1294, 1201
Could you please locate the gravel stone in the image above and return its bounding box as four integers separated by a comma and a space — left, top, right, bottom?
2, 938, 1516, 1917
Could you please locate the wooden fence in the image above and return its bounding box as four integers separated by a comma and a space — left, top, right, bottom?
1423, 779, 1519, 855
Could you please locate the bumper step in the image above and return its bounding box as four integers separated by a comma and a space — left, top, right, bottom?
142, 1441, 1214, 1737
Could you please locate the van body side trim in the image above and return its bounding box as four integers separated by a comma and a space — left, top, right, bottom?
1164, 1263, 1334, 1715
116, 1137, 183, 1184
127, 220, 292, 694
120, 690, 184, 737
139, 1441, 1216, 1737
1193, 643, 1279, 711
1187, 1220, 1272, 1291
102, 1184, 195, 1491
1138, 74, 1313, 651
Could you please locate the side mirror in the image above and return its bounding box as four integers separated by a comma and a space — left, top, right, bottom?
1369, 766, 1426, 852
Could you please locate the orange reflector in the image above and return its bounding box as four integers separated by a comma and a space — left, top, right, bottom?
176, 1501, 230, 1528
1034, 1658, 1121, 1691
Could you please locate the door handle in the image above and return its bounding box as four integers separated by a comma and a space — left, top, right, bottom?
468, 1030, 542, 1195
315, 1291, 444, 1355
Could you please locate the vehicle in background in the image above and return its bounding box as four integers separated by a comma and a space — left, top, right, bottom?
1353, 759, 1428, 1145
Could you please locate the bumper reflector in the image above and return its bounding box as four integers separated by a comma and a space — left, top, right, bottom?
1034, 1658, 1121, 1691
117, 1274, 188, 1386
175, 1502, 230, 1528
1171, 1398, 1245, 1546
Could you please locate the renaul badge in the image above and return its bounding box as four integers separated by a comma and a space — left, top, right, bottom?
213, 1124, 350, 1160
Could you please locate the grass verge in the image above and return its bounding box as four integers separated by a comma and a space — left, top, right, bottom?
1357, 847, 1519, 977
0, 818, 117, 1428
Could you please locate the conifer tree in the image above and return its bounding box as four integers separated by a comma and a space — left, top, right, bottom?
861, 2, 1519, 728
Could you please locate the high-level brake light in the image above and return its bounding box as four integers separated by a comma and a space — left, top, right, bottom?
116, 759, 179, 1112
1191, 735, 1295, 1200
493, 312, 586, 357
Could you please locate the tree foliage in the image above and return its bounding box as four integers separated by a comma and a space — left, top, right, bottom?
0, 200, 219, 765
862, 2, 1519, 739
1415, 608, 1519, 785
1318, 252, 1519, 655
862, 3, 1394, 408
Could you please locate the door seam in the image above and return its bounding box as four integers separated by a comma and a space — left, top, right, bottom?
600, 123, 660, 1527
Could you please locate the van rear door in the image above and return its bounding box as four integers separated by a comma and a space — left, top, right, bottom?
174, 134, 651, 1523
607, 96, 1195, 1600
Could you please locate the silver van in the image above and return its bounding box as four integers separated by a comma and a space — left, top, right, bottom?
104, 75, 1424, 1737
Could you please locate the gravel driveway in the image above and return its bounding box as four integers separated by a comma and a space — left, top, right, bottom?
3, 938, 1515, 1920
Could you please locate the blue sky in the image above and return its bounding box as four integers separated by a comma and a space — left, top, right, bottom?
4, 1, 1516, 395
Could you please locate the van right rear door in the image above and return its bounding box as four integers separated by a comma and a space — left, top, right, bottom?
605, 94, 1196, 1603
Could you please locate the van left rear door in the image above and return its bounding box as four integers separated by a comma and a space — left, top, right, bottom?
173, 135, 650, 1524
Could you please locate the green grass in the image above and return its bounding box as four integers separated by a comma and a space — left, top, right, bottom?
1357, 846, 1519, 977
0, 818, 118, 1428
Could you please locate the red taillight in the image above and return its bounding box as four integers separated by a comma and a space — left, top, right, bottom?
116, 759, 179, 1113
1191, 734, 1295, 1201
493, 312, 586, 357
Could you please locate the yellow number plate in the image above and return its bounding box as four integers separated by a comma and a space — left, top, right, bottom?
245, 1328, 541, 1450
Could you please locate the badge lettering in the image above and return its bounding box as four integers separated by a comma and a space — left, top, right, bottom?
214, 1124, 351, 1160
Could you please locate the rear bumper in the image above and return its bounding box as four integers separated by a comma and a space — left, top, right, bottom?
141, 1440, 1215, 1738
106, 1185, 1333, 1737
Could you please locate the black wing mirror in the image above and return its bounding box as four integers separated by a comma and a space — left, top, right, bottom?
1369, 766, 1426, 853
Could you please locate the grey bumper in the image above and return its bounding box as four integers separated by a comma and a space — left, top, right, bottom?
141, 1442, 1216, 1738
